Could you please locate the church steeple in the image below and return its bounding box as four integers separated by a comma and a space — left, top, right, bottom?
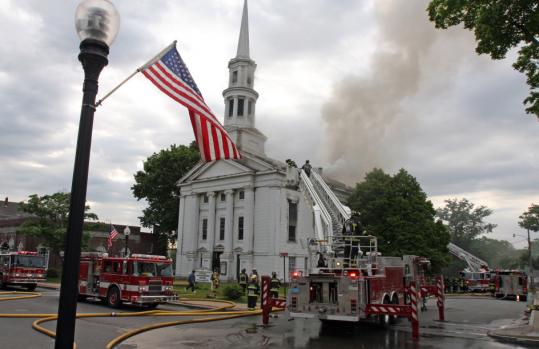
223, 0, 267, 156
236, 0, 250, 58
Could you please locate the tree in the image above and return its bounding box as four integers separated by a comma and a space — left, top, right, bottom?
16, 192, 97, 258
348, 168, 451, 271
519, 203, 539, 233
436, 198, 496, 249
132, 143, 200, 254
427, 0, 539, 118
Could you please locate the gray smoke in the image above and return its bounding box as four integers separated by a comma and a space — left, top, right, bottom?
322, 0, 464, 184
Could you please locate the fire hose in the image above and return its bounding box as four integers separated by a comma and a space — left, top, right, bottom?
0, 292, 279, 348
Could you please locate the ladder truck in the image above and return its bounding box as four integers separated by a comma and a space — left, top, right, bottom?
447, 242, 491, 292
288, 168, 436, 326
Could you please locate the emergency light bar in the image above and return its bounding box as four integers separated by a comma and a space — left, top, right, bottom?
16, 251, 38, 255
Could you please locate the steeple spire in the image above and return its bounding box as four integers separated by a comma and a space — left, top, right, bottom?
236, 0, 250, 58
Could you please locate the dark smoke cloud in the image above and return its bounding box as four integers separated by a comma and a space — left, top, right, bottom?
321, 0, 465, 184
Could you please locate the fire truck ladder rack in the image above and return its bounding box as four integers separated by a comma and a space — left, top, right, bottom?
447, 242, 489, 272
298, 169, 352, 257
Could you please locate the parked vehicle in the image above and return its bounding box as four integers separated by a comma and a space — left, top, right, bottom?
0, 251, 47, 291
78, 252, 177, 308
491, 270, 527, 301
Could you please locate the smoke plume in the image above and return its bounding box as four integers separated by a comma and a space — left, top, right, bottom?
322, 0, 459, 184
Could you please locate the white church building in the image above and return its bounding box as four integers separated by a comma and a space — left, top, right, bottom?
175, 0, 351, 281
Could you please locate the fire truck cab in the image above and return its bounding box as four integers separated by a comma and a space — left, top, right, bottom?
289, 236, 428, 325
78, 252, 177, 308
0, 251, 47, 291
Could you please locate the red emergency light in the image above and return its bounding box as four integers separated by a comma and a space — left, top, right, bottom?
349, 272, 358, 279
18, 251, 38, 255
291, 271, 301, 279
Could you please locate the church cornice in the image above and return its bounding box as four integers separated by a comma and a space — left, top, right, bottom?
222, 86, 259, 98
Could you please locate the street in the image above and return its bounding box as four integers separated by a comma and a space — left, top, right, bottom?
0, 288, 529, 348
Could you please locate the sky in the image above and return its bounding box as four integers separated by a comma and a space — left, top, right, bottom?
0, 0, 537, 247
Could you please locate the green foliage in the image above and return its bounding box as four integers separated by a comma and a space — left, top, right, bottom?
222, 284, 243, 300
47, 268, 59, 278
436, 198, 497, 248
519, 203, 539, 232
348, 168, 451, 272
16, 192, 97, 257
427, 0, 539, 117
132, 143, 200, 254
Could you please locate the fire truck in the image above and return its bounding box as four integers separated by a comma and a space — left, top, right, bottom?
491, 270, 528, 301
0, 251, 47, 291
78, 252, 177, 308
288, 235, 430, 325
447, 242, 491, 292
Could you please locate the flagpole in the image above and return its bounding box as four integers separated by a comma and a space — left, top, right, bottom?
95, 40, 177, 108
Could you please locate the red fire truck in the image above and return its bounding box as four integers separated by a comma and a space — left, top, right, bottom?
289, 236, 429, 325
491, 270, 528, 301
78, 252, 177, 308
0, 251, 47, 291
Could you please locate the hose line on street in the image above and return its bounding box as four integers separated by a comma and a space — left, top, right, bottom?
0, 291, 278, 349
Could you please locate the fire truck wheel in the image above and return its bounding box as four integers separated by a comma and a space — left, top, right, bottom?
0, 275, 5, 290
389, 294, 399, 324
106, 287, 122, 308
26, 284, 37, 292
146, 303, 158, 310
378, 296, 391, 328
77, 295, 87, 302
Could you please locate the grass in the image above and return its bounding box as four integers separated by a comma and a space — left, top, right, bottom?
46, 276, 61, 284
173, 280, 287, 303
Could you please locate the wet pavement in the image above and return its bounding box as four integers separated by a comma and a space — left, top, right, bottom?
123, 297, 530, 349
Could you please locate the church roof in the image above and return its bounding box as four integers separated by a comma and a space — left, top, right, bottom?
236, 0, 250, 59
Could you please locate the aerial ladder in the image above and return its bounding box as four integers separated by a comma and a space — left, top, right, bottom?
447, 242, 489, 273
296, 167, 351, 268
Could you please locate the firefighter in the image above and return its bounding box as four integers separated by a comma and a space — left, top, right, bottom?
270, 272, 281, 299
247, 279, 258, 309
238, 268, 248, 294
250, 269, 260, 294
210, 269, 220, 298
459, 277, 465, 293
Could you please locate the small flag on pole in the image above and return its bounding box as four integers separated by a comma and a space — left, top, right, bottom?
141, 41, 240, 162
108, 225, 119, 249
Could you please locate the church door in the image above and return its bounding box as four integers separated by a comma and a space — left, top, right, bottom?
212, 251, 222, 272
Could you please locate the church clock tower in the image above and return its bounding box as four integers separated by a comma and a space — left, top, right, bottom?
223, 0, 267, 156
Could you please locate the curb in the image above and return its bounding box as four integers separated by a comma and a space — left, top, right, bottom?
488, 329, 539, 346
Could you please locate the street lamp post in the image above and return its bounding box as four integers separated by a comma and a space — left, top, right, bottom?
124, 226, 131, 257
55, 1, 119, 348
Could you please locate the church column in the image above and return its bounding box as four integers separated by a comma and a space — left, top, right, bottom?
244, 186, 255, 253
224, 190, 234, 253
206, 192, 217, 251
175, 194, 186, 275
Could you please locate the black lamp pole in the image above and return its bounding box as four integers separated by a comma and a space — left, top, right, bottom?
54, 38, 109, 349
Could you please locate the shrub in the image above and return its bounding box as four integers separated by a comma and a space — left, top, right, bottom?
47, 269, 59, 278
223, 284, 242, 300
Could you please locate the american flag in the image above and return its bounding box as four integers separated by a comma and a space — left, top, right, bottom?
108, 225, 119, 249
141, 42, 240, 162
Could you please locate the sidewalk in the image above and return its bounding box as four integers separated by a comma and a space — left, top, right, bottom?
37, 282, 60, 290
488, 291, 539, 346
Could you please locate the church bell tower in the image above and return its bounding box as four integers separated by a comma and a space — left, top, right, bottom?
223, 0, 267, 156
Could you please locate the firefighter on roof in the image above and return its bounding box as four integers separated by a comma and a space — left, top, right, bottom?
270, 272, 281, 298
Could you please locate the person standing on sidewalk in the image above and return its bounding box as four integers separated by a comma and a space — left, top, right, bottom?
186, 270, 196, 293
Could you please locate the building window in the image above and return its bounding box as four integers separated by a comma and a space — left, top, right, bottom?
228, 98, 234, 117
239, 190, 245, 200
289, 256, 296, 273
288, 200, 298, 242
247, 100, 253, 115
237, 98, 244, 116
203, 194, 209, 203
238, 216, 244, 240
247, 75, 252, 85
201, 218, 208, 240
232, 71, 238, 83
220, 193, 226, 201
219, 217, 225, 240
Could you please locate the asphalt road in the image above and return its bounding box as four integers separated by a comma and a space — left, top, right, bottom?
0, 289, 530, 349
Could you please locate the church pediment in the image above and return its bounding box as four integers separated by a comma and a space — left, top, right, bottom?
179, 160, 254, 184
